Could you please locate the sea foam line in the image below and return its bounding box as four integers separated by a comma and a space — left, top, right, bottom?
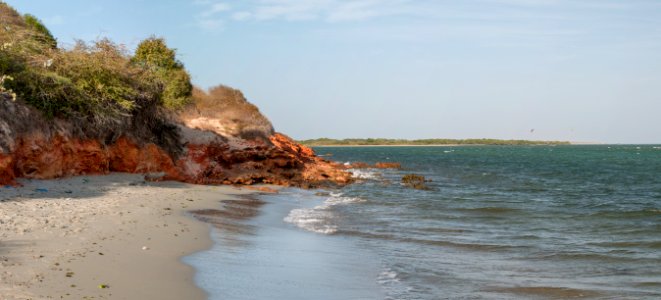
349, 169, 379, 179
284, 195, 365, 235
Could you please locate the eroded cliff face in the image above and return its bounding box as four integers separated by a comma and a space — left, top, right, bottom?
0, 102, 351, 187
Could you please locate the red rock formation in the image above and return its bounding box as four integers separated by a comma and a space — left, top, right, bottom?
0, 153, 15, 185
0, 92, 351, 187
269, 133, 316, 158
12, 134, 107, 179
0, 132, 352, 188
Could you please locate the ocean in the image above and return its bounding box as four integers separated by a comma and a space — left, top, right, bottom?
185, 145, 661, 299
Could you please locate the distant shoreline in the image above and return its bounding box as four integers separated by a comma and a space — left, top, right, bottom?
308, 142, 613, 147
311, 144, 477, 147
298, 138, 572, 147
305, 143, 661, 147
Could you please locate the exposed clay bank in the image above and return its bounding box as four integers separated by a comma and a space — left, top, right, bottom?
0, 99, 351, 188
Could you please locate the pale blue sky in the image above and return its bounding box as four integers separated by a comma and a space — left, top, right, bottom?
8, 0, 661, 143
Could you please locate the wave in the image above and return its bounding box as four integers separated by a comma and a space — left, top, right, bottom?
339, 230, 525, 251
588, 241, 661, 249
349, 169, 379, 179
588, 208, 661, 219
283, 208, 337, 234
323, 196, 365, 207
456, 206, 522, 214
283, 195, 365, 235
488, 286, 603, 298
377, 268, 400, 285
377, 267, 415, 300
530, 251, 659, 263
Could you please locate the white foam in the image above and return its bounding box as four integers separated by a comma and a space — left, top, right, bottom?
377, 268, 400, 284
323, 196, 365, 207
283, 208, 338, 234
350, 169, 378, 179
378, 267, 415, 300
284, 195, 365, 235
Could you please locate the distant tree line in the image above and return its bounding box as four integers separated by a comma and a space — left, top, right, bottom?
298, 138, 571, 146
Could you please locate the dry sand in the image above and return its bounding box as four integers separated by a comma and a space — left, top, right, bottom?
0, 173, 259, 300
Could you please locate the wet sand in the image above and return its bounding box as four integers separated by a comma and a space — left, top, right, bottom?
0, 173, 261, 300
184, 190, 385, 300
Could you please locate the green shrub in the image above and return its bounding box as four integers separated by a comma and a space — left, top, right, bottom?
0, 2, 184, 153
132, 37, 181, 70
23, 14, 56, 49
132, 37, 192, 110
1, 4, 53, 67
6, 39, 160, 123
161, 68, 192, 110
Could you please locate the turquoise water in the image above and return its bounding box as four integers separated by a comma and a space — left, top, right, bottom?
188, 145, 661, 299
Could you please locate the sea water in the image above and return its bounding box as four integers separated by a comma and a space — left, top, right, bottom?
186, 145, 661, 299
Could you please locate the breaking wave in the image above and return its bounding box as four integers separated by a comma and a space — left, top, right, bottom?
284, 195, 365, 235
349, 169, 379, 179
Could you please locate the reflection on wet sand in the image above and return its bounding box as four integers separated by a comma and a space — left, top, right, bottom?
191, 196, 265, 248
184, 191, 385, 300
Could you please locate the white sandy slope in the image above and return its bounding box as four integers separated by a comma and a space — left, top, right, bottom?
0, 173, 257, 300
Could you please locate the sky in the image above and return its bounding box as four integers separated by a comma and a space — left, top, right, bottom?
7, 0, 661, 143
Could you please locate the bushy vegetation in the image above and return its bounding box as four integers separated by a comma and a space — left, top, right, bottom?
132, 37, 192, 110
0, 3, 195, 140
8, 39, 162, 123
0, 2, 276, 150
299, 138, 571, 146
23, 14, 56, 49
0, 2, 201, 156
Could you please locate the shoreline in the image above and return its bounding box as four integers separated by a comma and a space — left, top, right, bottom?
0, 173, 262, 299
307, 143, 574, 147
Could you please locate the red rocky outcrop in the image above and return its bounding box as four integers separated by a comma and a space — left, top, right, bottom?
0, 93, 351, 187
0, 153, 15, 185
0, 132, 352, 188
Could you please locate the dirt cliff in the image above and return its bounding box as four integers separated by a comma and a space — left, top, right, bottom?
0, 98, 351, 187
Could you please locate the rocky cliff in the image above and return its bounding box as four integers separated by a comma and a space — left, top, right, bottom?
0, 97, 352, 187
0, 2, 351, 188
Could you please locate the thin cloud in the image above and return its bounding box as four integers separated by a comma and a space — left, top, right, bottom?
202, 2, 231, 17
193, 0, 421, 25
231, 11, 252, 21
191, 0, 660, 47
195, 1, 231, 30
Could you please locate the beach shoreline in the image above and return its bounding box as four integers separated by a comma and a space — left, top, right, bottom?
306, 143, 591, 147
0, 173, 262, 299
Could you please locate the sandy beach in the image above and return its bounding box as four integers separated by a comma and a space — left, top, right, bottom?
0, 173, 259, 300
